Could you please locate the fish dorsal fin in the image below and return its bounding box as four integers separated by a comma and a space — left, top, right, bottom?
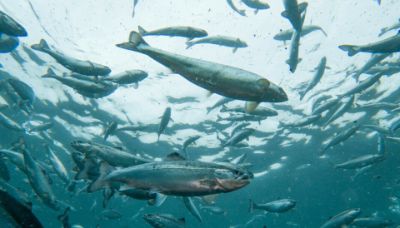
281, 10, 289, 18
165, 152, 186, 161
298, 2, 308, 13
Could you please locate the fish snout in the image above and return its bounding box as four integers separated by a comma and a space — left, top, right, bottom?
268, 83, 288, 102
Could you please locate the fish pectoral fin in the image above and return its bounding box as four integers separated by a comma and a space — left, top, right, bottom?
281, 10, 289, 18
133, 82, 139, 89
298, 2, 308, 13
232, 47, 238, 53
148, 192, 167, 207
202, 194, 219, 205
206, 90, 213, 97
245, 101, 260, 113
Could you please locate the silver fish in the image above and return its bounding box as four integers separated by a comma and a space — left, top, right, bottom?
249, 199, 296, 213
334, 154, 385, 169
299, 57, 327, 100
31, 39, 111, 76
339, 33, 400, 56
41, 68, 117, 98
158, 107, 172, 141
23, 149, 59, 210
186, 35, 247, 53
117, 31, 288, 111
281, 0, 308, 31
274, 25, 327, 41
320, 208, 361, 228
89, 160, 252, 196
143, 214, 185, 228
226, 0, 246, 16
138, 25, 207, 40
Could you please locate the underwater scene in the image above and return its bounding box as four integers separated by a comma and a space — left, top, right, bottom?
0, 0, 400, 227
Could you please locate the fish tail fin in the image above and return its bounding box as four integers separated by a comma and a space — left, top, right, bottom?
137, 25, 147, 35
299, 91, 306, 101
87, 161, 113, 193
339, 45, 360, 57
185, 41, 194, 49
320, 28, 328, 37
116, 31, 148, 51
31, 39, 50, 52
378, 28, 387, 36
42, 68, 56, 78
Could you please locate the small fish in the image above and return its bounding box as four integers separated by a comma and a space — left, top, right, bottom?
340, 73, 383, 97
274, 25, 327, 42
158, 107, 172, 141
103, 70, 148, 87
46, 145, 70, 185
249, 199, 296, 213
31, 39, 111, 76
299, 57, 327, 100
103, 121, 118, 141
138, 25, 207, 40
186, 35, 247, 53
352, 53, 390, 80
241, 0, 269, 14
323, 95, 354, 127
223, 128, 254, 147
334, 154, 385, 169
320, 208, 361, 228
182, 135, 200, 154
281, 0, 308, 31
183, 197, 203, 222
41, 68, 117, 98
320, 123, 360, 154
226, 0, 246, 16
379, 18, 400, 36
143, 214, 185, 228
339, 33, 400, 56
23, 149, 59, 210
0, 112, 24, 132
352, 216, 394, 227
101, 209, 122, 220
207, 97, 234, 114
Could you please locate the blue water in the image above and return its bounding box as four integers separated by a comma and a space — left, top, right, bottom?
0, 0, 400, 227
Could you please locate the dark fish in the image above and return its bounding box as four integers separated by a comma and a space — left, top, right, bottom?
274, 25, 327, 41
0, 33, 18, 53
339, 33, 400, 56
41, 68, 117, 98
70, 140, 150, 167
0, 11, 27, 37
31, 39, 111, 76
334, 154, 385, 169
0, 156, 10, 181
117, 31, 288, 112
143, 214, 185, 228
158, 107, 172, 141
138, 25, 207, 40
0, 189, 43, 228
